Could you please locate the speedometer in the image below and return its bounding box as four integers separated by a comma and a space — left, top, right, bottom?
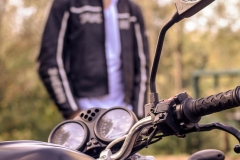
48, 120, 88, 150
94, 107, 137, 142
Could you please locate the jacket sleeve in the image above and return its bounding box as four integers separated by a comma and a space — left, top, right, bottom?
37, 0, 79, 119
131, 2, 150, 119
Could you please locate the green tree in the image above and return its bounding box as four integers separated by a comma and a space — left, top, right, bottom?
0, 0, 62, 142
1, 0, 240, 156
138, 0, 240, 155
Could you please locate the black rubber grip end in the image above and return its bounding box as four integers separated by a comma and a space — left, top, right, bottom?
193, 86, 240, 117
181, 86, 240, 123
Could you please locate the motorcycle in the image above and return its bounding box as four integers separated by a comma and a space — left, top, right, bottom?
1, 0, 239, 159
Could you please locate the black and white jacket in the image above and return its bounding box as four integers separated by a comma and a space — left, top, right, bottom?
37, 0, 149, 119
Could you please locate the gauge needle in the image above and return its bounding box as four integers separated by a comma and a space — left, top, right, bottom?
105, 119, 127, 138
105, 127, 115, 138
105, 120, 119, 137
105, 127, 126, 139
111, 132, 125, 137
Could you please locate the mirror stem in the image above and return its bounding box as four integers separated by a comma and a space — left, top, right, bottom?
149, 12, 183, 104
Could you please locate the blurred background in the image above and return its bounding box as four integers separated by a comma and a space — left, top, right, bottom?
1, 0, 240, 158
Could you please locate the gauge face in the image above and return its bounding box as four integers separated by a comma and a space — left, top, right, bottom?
96, 109, 133, 140
50, 122, 86, 150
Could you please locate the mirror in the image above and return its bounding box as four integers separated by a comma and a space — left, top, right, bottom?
175, 0, 215, 18
148, 0, 216, 107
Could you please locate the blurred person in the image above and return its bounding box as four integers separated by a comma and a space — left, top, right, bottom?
37, 0, 149, 120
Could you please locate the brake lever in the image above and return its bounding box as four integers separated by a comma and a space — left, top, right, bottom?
198, 122, 240, 154
145, 126, 158, 147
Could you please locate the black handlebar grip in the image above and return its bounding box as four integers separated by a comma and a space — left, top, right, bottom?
181, 86, 240, 123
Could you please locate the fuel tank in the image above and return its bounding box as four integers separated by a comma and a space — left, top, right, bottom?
0, 140, 95, 160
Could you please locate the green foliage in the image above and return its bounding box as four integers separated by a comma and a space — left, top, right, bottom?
1, 0, 240, 156
0, 0, 62, 142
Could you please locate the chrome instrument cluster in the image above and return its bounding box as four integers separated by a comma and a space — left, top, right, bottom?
48, 107, 137, 155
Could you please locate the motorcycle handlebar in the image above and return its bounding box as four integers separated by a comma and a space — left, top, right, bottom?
180, 86, 240, 123
104, 86, 240, 159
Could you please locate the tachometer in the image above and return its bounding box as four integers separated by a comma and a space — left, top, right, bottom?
48, 120, 88, 150
94, 107, 137, 142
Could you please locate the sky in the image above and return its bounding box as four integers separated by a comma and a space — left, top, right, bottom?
8, 0, 36, 17
7, 0, 37, 33
182, 1, 240, 32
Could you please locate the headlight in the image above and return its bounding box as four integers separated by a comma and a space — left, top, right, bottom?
48, 120, 88, 150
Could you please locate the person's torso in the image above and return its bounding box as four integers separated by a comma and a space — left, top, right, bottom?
78, 0, 132, 110
63, 0, 136, 99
